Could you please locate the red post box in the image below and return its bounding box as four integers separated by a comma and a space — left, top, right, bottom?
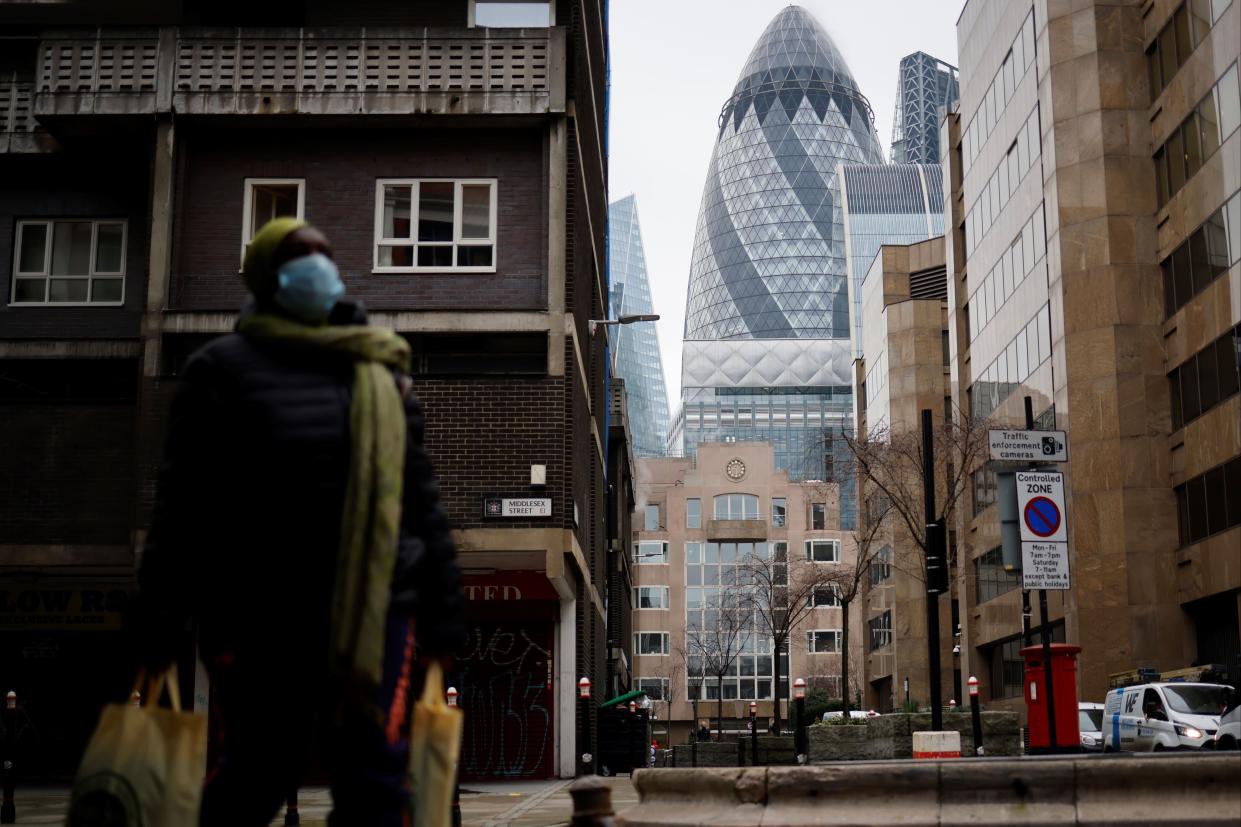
1021, 643, 1081, 752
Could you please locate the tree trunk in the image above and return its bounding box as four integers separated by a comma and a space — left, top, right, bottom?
772, 637, 783, 735
716, 677, 724, 738
841, 598, 850, 718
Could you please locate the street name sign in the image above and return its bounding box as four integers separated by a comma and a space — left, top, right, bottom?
1016, 470, 1070, 590
988, 429, 1068, 462
484, 497, 552, 518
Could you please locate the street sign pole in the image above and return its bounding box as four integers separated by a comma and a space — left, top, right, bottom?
1024, 396, 1057, 752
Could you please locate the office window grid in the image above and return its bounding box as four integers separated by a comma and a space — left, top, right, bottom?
868, 610, 892, 651
1153, 64, 1240, 208
1169, 325, 1241, 430
1146, 0, 1224, 99
1175, 454, 1241, 547
970, 303, 1052, 418
965, 107, 1041, 257
967, 202, 1047, 342
975, 546, 1021, 604
961, 9, 1036, 174
1162, 191, 1240, 317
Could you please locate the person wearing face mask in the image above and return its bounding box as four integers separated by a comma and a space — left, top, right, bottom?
133, 217, 466, 826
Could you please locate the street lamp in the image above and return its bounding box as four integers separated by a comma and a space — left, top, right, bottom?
588, 313, 660, 336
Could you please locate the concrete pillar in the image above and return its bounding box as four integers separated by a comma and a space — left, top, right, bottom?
558, 593, 577, 778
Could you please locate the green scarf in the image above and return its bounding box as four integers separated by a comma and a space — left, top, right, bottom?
238, 313, 412, 691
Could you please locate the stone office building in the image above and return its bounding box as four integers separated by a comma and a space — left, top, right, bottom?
631, 442, 863, 743
944, 0, 1240, 708
0, 0, 617, 781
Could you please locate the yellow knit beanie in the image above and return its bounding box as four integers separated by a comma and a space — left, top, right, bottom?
242, 217, 308, 298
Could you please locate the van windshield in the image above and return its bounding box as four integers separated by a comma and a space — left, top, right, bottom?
1163, 685, 1231, 716
1079, 709, 1103, 731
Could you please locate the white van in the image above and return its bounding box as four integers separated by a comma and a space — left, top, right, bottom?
1103, 682, 1233, 752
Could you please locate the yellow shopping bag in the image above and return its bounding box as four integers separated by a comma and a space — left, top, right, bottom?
67, 665, 207, 827
408, 661, 463, 827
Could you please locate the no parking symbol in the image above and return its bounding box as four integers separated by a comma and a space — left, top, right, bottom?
1017, 471, 1070, 590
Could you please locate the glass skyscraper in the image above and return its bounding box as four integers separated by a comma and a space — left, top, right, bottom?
608, 195, 671, 457
840, 163, 945, 357
673, 5, 884, 524
889, 52, 959, 163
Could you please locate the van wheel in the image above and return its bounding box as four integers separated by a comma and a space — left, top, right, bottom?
1152, 744, 1164, 752
1219, 737, 1237, 751
1102, 744, 1114, 754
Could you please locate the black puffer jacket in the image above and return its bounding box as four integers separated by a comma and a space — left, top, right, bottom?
138, 301, 465, 668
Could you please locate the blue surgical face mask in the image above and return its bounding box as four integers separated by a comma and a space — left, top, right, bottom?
274, 253, 344, 324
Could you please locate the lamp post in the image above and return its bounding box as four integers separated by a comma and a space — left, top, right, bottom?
793, 678, 807, 762
578, 677, 592, 776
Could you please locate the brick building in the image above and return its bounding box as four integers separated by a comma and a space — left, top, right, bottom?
0, 0, 620, 781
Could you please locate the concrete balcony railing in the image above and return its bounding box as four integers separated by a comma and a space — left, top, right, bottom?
34, 26, 565, 119
0, 75, 55, 152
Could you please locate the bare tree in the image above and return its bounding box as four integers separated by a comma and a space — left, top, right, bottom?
684, 592, 748, 738
674, 639, 708, 740
824, 496, 892, 719
736, 543, 842, 735
842, 408, 991, 579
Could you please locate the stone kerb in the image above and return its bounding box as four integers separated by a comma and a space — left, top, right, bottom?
618, 754, 1241, 826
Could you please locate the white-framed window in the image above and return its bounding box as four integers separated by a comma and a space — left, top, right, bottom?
469, 0, 554, 27
374, 179, 497, 273
633, 541, 668, 565
805, 539, 840, 563
635, 632, 669, 656
635, 586, 670, 610
686, 498, 701, 529
636, 677, 669, 701
810, 502, 827, 530
713, 493, 759, 520
10, 219, 126, 306
242, 178, 305, 261
772, 497, 787, 527
807, 585, 840, 608
644, 503, 661, 531
807, 629, 842, 654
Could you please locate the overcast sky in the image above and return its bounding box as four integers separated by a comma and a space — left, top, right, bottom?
608, 0, 962, 410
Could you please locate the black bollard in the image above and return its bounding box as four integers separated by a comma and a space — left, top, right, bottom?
2, 690, 15, 824
968, 676, 984, 756
569, 775, 615, 827
749, 701, 758, 766
283, 788, 299, 826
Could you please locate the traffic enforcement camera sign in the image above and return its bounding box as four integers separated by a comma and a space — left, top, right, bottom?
1016, 471, 1070, 590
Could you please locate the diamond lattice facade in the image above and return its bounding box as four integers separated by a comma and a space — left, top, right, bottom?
609, 195, 671, 457
675, 5, 883, 521
889, 51, 959, 164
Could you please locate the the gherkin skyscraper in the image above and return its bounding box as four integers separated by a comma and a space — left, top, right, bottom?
672, 5, 883, 523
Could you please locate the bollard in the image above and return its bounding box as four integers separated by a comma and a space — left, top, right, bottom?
578, 677, 593, 776
569, 775, 614, 827
969, 676, 985, 756
283, 789, 300, 826
749, 701, 758, 766
2, 691, 15, 824
130, 689, 141, 707
793, 678, 807, 763
447, 686, 461, 827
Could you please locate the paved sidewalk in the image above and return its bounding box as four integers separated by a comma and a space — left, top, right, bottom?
3, 776, 640, 827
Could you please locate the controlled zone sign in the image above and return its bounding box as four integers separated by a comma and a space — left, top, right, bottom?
1016, 471, 1070, 589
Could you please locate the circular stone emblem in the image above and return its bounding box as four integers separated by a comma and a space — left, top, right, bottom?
725, 458, 747, 481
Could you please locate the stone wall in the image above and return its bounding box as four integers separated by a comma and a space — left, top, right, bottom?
809, 711, 1020, 762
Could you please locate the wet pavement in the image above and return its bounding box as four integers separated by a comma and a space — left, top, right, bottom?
5, 775, 640, 826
